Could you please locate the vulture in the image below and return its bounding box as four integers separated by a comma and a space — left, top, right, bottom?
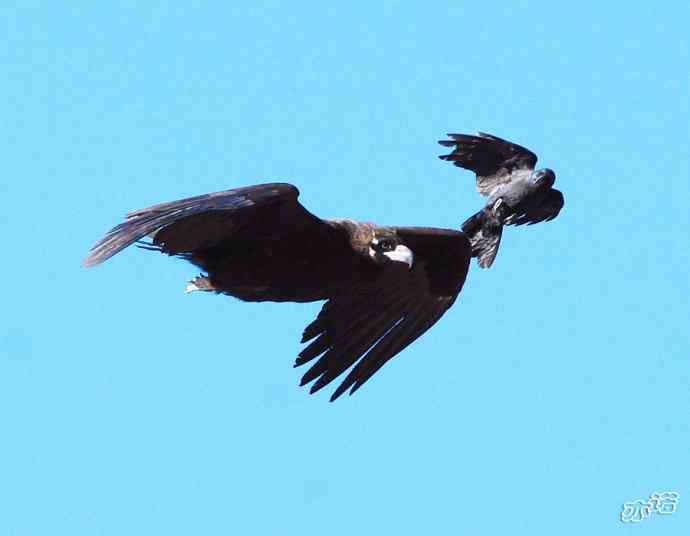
84, 183, 472, 401
439, 132, 564, 268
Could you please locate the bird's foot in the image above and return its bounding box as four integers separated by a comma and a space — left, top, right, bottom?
491, 198, 509, 219
184, 275, 215, 294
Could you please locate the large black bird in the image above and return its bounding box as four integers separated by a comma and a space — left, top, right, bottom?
439, 132, 564, 268
84, 183, 472, 401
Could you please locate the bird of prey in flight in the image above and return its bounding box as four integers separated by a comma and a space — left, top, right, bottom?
84, 183, 472, 401
439, 132, 564, 268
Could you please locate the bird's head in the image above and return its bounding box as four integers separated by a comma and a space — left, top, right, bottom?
531, 168, 556, 189
368, 233, 414, 268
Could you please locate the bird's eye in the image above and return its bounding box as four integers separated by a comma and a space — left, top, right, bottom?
378, 238, 396, 251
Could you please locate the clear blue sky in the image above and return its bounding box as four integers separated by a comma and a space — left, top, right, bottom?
2, 2, 688, 534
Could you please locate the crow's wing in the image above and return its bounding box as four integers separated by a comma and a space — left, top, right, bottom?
506, 189, 564, 226
296, 227, 471, 401
439, 132, 538, 196
83, 183, 340, 267
461, 210, 503, 269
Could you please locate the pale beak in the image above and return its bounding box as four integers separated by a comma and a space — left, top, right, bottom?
383, 244, 414, 268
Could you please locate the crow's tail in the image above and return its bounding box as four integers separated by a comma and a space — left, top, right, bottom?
461, 209, 503, 268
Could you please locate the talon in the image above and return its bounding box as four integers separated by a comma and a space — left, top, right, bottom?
184, 275, 214, 294
184, 282, 199, 294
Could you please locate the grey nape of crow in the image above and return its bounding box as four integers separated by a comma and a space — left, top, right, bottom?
439, 132, 564, 268
83, 183, 472, 401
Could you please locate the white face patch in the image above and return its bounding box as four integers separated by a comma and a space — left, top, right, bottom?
383, 244, 414, 268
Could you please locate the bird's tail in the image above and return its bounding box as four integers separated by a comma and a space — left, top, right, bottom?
461, 209, 503, 268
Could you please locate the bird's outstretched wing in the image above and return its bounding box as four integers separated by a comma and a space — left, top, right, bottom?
296, 227, 471, 401
82, 183, 331, 267
84, 187, 472, 401
439, 132, 538, 196
506, 189, 564, 226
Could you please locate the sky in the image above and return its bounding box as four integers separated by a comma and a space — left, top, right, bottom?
2, 1, 689, 534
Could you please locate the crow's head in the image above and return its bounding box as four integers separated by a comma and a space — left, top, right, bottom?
368, 232, 414, 268
531, 168, 556, 189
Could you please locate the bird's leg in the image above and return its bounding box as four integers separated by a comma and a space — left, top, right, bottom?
491, 197, 509, 221
184, 275, 216, 294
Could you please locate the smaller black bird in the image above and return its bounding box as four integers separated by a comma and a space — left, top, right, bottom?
439, 132, 564, 268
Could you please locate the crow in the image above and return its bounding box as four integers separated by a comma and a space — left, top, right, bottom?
439, 132, 564, 268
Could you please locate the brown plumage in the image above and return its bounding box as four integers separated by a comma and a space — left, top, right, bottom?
84, 183, 472, 400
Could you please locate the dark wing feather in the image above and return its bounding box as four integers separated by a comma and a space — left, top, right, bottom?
506, 189, 564, 226
83, 183, 326, 267
296, 228, 471, 401
438, 132, 538, 196
460, 210, 503, 268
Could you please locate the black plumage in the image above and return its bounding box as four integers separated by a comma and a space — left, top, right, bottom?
439, 132, 564, 268
84, 183, 472, 400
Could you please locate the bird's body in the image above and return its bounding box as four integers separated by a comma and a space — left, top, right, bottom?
84, 183, 471, 400
486, 173, 532, 206
439, 132, 564, 268
179, 218, 381, 302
